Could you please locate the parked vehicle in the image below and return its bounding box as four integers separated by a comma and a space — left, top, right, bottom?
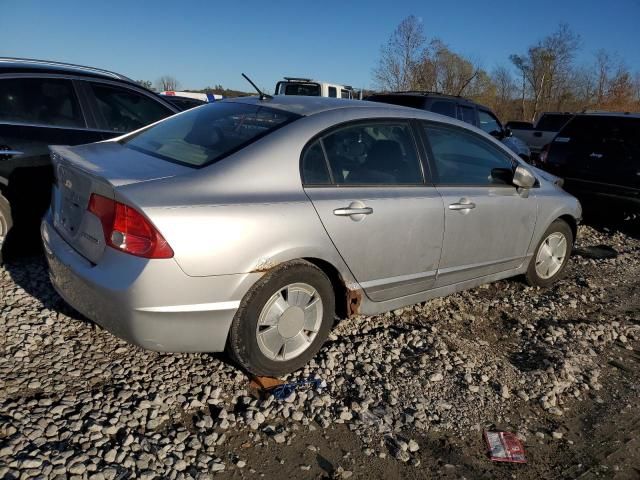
0, 58, 179, 260
42, 96, 581, 376
539, 112, 640, 216
161, 95, 207, 111
365, 92, 532, 162
508, 112, 573, 156
160, 90, 223, 103
275, 77, 361, 99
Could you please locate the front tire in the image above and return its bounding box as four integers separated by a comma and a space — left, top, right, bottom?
525, 219, 573, 287
227, 260, 335, 376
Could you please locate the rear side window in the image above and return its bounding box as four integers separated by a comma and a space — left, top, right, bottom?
559, 116, 640, 152
431, 101, 456, 118
536, 114, 572, 131
125, 102, 300, 167
340, 90, 350, 99
0, 78, 84, 128
423, 123, 513, 185
328, 87, 337, 98
303, 122, 423, 186
90, 83, 173, 132
301, 141, 331, 184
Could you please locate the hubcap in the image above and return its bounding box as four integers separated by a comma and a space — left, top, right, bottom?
535, 232, 568, 279
256, 282, 323, 362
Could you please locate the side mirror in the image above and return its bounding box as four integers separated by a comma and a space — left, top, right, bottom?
504, 127, 513, 138
513, 165, 536, 189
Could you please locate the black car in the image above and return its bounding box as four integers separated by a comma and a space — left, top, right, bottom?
365, 91, 531, 161
540, 112, 640, 216
0, 58, 179, 259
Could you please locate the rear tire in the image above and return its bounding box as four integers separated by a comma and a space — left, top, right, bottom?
0, 193, 12, 264
227, 260, 335, 377
525, 219, 573, 287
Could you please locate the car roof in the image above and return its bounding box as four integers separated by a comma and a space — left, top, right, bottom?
0, 57, 134, 83
225, 95, 415, 116
577, 111, 640, 119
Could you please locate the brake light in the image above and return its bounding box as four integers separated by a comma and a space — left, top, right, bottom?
87, 194, 173, 259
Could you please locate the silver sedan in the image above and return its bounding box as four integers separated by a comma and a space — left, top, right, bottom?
42, 96, 581, 376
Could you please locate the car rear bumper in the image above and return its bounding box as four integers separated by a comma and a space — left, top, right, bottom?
41, 216, 261, 352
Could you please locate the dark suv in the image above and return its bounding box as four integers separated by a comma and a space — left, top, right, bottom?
0, 58, 179, 258
540, 112, 640, 216
365, 91, 531, 161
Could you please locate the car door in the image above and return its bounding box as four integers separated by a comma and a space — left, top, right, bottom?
0, 76, 102, 232
420, 121, 538, 287
79, 80, 176, 139
302, 120, 444, 302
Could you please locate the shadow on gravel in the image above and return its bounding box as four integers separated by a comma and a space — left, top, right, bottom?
4, 253, 94, 327
582, 213, 640, 241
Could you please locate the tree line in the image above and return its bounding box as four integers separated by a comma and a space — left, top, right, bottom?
373, 16, 640, 122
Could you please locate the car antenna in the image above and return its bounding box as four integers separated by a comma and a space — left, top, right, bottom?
242, 73, 272, 100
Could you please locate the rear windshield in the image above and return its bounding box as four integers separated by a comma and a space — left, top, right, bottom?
536, 114, 572, 132
124, 102, 299, 167
366, 95, 426, 110
278, 82, 321, 96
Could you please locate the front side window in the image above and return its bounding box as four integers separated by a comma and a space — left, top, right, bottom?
0, 77, 84, 128
305, 122, 423, 185
423, 123, 513, 186
90, 83, 173, 132
328, 87, 337, 98
125, 102, 299, 167
340, 89, 350, 99
478, 110, 502, 136
457, 106, 475, 125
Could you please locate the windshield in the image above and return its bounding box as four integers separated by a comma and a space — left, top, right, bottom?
536, 114, 572, 132
124, 102, 300, 167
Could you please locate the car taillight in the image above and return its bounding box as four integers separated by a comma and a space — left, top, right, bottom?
87, 194, 173, 259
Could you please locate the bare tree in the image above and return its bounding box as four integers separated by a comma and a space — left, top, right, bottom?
156, 75, 180, 91
373, 15, 426, 91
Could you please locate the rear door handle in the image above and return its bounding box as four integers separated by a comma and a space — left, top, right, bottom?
533, 131, 542, 138
334, 207, 373, 216
449, 202, 476, 211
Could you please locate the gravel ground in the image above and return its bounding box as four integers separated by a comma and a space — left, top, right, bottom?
1, 223, 639, 479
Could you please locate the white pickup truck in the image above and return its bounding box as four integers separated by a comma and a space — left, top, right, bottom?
506, 113, 573, 155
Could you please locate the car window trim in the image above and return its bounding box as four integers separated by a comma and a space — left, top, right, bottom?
299, 117, 430, 188
420, 119, 519, 187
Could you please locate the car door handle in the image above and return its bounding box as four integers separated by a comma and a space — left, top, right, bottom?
449, 202, 476, 210
533, 131, 542, 137
333, 207, 373, 216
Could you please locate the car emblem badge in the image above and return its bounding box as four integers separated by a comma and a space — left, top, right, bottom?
64, 179, 73, 189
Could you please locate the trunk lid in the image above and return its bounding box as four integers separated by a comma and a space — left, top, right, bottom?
50, 142, 191, 263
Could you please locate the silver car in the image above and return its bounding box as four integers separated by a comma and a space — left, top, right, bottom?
42, 96, 581, 376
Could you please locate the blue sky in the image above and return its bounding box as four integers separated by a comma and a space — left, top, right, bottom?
2, 0, 640, 92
